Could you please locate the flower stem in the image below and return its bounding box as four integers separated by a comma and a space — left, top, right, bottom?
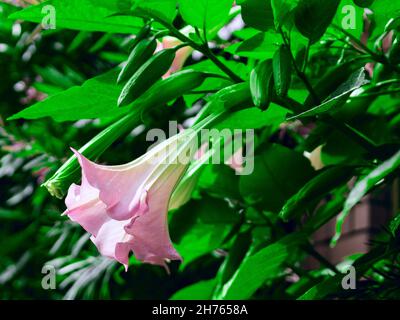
150, 16, 243, 83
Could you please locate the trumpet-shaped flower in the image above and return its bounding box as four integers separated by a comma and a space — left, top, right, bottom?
64, 131, 197, 271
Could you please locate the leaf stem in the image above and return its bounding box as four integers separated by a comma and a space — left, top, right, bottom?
332, 24, 400, 74
279, 28, 321, 105
304, 243, 339, 274
153, 18, 243, 83
332, 24, 386, 63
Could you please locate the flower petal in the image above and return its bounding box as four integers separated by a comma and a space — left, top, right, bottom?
125, 163, 187, 266
72, 148, 153, 221
91, 219, 134, 269
65, 182, 110, 237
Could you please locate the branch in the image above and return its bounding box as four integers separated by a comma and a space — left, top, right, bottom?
152, 17, 243, 83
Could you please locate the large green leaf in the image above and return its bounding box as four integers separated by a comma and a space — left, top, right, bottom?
280, 166, 355, 221
170, 279, 216, 300
321, 131, 366, 166
304, 57, 370, 108
371, 0, 400, 35
8, 0, 142, 33
8, 70, 125, 122
294, 0, 340, 43
215, 106, 286, 132
271, 0, 299, 29
290, 68, 367, 119
179, 0, 233, 33
332, 149, 400, 245
213, 229, 252, 298
216, 233, 307, 299
9, 69, 210, 122
238, 0, 274, 31
233, 31, 282, 60
131, 0, 177, 24
170, 196, 240, 266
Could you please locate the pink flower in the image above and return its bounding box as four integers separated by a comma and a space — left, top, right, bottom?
64, 132, 197, 271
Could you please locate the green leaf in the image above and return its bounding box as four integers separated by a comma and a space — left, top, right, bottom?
273, 45, 292, 96
131, 0, 178, 24
213, 229, 252, 297
304, 56, 370, 108
332, 149, 400, 245
216, 233, 307, 299
170, 279, 216, 300
238, 0, 274, 31
321, 131, 366, 166
280, 166, 355, 221
9, 69, 209, 122
197, 83, 253, 123
290, 68, 367, 119
215, 105, 287, 130
182, 58, 247, 105
8, 70, 125, 122
271, 0, 299, 29
240, 144, 315, 213
304, 190, 346, 232
298, 272, 341, 300
234, 31, 282, 60
33, 65, 78, 89
371, 1, 400, 35
294, 0, 340, 43
8, 0, 143, 33
179, 0, 233, 32
170, 196, 240, 266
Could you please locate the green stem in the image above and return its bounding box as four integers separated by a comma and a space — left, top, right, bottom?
302, 40, 311, 72
332, 24, 400, 74
152, 18, 242, 83
326, 32, 370, 56
279, 28, 321, 105
304, 243, 339, 274
332, 24, 386, 63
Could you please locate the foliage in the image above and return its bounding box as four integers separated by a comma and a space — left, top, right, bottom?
1, 0, 400, 300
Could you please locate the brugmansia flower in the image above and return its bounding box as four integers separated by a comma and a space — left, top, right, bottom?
64, 130, 198, 271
